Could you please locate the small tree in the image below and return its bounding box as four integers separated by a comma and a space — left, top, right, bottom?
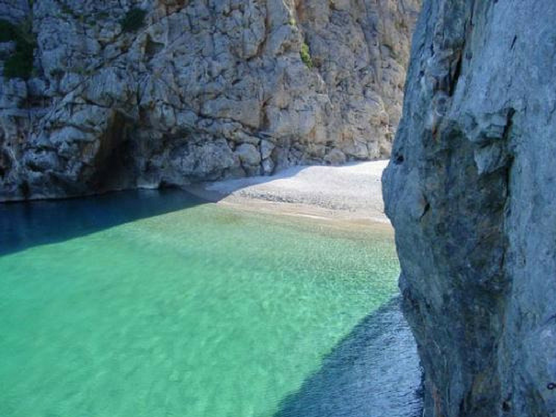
300, 43, 313, 69
0, 19, 36, 79
121, 8, 147, 32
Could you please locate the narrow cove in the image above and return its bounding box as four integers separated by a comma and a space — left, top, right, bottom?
0, 190, 421, 417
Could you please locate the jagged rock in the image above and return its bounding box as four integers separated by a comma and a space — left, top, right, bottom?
235, 143, 261, 167
262, 157, 275, 175
0, 0, 419, 201
324, 148, 347, 165
383, 1, 556, 416
260, 139, 275, 160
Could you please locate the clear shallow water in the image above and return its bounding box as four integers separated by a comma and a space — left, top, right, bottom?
0, 190, 421, 417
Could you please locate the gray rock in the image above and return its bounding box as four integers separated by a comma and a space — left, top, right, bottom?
384, 0, 556, 416
0, 0, 420, 201
260, 139, 275, 160
324, 149, 347, 166
235, 143, 261, 167
262, 157, 275, 175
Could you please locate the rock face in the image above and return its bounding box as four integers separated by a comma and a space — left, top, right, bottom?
384, 0, 556, 416
0, 0, 419, 201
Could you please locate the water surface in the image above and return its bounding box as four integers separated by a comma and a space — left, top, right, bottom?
0, 190, 421, 417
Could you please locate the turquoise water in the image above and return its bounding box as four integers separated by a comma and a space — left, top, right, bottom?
0, 190, 410, 417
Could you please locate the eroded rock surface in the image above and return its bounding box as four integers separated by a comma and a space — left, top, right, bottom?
384, 0, 556, 416
0, 0, 419, 201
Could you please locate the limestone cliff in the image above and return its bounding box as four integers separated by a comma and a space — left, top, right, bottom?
384, 0, 556, 416
0, 0, 419, 201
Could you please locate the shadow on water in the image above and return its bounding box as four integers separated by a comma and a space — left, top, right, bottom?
0, 164, 323, 257
0, 161, 374, 257
273, 298, 423, 417
0, 188, 206, 257
0, 175, 423, 416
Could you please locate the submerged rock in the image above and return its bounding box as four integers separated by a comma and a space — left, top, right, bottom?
0, 0, 420, 201
384, 0, 556, 416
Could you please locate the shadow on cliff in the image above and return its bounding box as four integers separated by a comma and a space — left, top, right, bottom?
0, 188, 208, 257
272, 297, 423, 417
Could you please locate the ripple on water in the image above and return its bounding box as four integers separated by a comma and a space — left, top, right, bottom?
0, 190, 422, 417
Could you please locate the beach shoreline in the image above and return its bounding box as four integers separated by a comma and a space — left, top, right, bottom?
185, 160, 392, 231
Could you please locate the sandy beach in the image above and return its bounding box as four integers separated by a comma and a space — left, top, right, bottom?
188, 160, 391, 227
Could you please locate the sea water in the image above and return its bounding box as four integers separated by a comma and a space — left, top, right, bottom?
0, 190, 421, 417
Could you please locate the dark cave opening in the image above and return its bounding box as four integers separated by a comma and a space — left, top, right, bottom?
0, 148, 12, 180
89, 111, 136, 193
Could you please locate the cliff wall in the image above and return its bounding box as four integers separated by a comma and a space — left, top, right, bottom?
0, 0, 419, 200
384, 0, 556, 416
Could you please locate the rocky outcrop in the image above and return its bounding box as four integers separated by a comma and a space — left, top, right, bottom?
0, 0, 419, 201
384, 0, 556, 416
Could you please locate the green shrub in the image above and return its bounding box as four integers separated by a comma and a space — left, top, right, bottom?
60, 3, 73, 16
0, 19, 36, 79
300, 42, 313, 68
121, 8, 146, 32
0, 20, 18, 43
4, 43, 34, 79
